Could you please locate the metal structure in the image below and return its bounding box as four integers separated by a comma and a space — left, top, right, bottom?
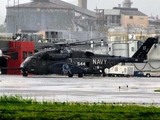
50, 0, 95, 17
6, 0, 75, 33
123, 0, 133, 8
6, 0, 96, 33
78, 0, 87, 9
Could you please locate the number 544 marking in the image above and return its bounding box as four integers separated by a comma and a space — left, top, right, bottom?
77, 62, 86, 66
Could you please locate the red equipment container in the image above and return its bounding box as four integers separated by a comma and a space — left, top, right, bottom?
7, 41, 34, 74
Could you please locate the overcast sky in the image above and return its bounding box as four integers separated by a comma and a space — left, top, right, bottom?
0, 0, 159, 24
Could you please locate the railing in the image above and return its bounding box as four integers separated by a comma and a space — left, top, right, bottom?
0, 33, 13, 41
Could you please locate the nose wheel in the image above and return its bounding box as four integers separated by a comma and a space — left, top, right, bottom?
23, 71, 28, 77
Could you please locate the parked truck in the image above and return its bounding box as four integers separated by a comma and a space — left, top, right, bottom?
134, 71, 160, 77
105, 65, 134, 77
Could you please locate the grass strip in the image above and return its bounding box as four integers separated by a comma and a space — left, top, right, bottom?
0, 95, 160, 119
155, 89, 160, 92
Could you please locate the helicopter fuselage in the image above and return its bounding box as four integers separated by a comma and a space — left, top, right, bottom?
20, 50, 140, 77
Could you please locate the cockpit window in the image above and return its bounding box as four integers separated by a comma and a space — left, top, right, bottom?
34, 52, 42, 58
34, 52, 41, 56
41, 52, 50, 60
31, 58, 37, 65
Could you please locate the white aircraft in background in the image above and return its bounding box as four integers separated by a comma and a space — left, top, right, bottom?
0, 50, 10, 59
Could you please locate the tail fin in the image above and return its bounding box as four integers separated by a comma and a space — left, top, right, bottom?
132, 37, 158, 59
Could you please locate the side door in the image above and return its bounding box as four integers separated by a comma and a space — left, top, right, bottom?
70, 58, 91, 72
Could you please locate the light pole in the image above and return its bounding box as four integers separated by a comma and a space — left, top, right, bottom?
127, 24, 130, 40
90, 26, 92, 39
140, 31, 142, 40
15, 24, 18, 33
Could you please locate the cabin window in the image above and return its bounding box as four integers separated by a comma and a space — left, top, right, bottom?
129, 16, 133, 19
23, 51, 27, 59
131, 47, 134, 52
11, 52, 18, 60
31, 58, 37, 65
115, 67, 118, 71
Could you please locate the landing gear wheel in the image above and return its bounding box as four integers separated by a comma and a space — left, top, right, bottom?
146, 73, 150, 77
78, 74, 83, 78
68, 74, 73, 78
23, 72, 28, 77
102, 73, 106, 77
102, 70, 106, 77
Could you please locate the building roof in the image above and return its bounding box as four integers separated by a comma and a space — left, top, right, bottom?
104, 9, 120, 15
113, 7, 147, 16
7, 0, 96, 18
7, 1, 71, 9
121, 10, 147, 16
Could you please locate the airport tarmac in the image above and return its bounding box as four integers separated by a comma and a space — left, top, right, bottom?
0, 75, 160, 104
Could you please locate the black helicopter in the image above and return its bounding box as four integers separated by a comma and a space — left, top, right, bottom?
20, 37, 158, 77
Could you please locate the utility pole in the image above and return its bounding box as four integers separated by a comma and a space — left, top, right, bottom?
14, 0, 19, 33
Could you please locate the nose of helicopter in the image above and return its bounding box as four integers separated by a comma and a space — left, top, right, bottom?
20, 59, 31, 77
20, 57, 31, 71
20, 61, 24, 68
20, 61, 27, 73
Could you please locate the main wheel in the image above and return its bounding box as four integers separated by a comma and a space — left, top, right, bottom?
102, 70, 106, 77
23, 72, 28, 77
78, 74, 83, 78
102, 73, 106, 77
146, 73, 151, 77
68, 74, 73, 78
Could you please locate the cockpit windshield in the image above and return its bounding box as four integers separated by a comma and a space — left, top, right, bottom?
31, 52, 42, 59
23, 56, 31, 63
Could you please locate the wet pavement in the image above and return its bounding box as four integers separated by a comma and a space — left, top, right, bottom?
0, 75, 160, 104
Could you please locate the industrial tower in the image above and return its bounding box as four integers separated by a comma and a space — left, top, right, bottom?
78, 0, 87, 9
123, 0, 133, 8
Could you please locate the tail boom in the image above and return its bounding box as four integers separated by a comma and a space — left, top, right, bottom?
132, 37, 158, 59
